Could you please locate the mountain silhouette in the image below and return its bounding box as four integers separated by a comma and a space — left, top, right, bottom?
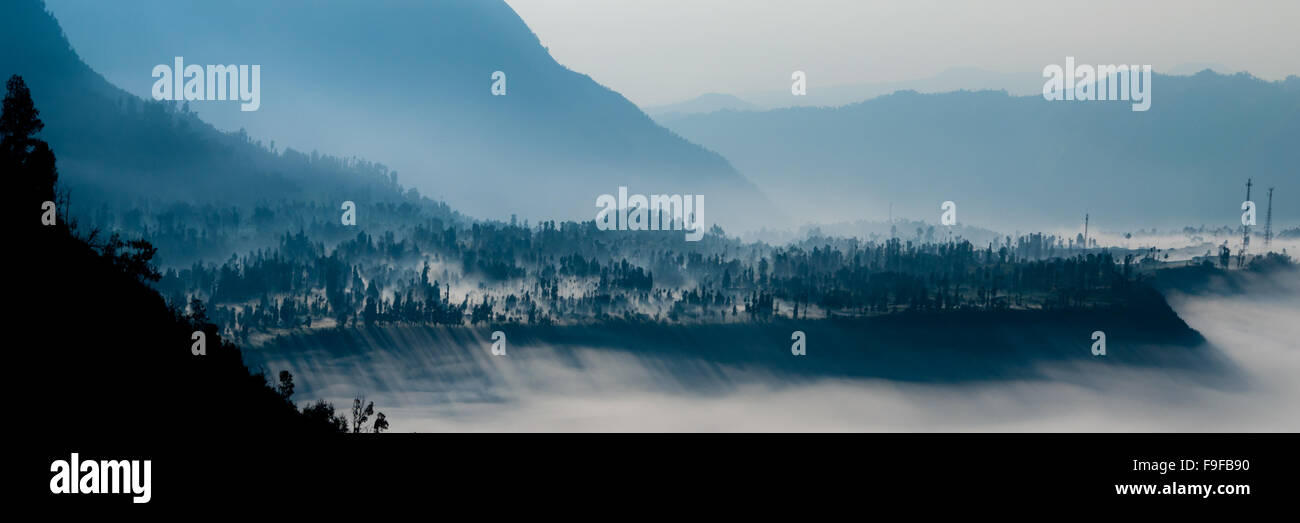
37, 0, 779, 231
1, 0, 464, 224
5, 74, 342, 445
727, 67, 1046, 112
661, 71, 1300, 229
645, 93, 759, 122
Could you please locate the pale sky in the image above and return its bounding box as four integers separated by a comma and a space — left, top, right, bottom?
505, 0, 1299, 106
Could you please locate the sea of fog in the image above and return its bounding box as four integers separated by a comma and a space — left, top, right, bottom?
247, 271, 1300, 432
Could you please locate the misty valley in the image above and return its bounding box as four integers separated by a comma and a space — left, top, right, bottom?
7, 0, 1296, 440
80, 188, 1295, 431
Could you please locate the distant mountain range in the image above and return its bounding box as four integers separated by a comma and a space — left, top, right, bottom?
645, 93, 760, 121
9, 0, 1295, 235
649, 65, 1253, 120
648, 68, 1046, 125
36, 0, 779, 231
659, 71, 1300, 230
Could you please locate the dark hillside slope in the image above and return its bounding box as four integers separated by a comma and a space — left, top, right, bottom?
5, 73, 339, 442
1, 0, 460, 220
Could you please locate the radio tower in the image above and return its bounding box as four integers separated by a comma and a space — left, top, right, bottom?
1239, 179, 1252, 267
1264, 187, 1274, 249
1083, 213, 1089, 250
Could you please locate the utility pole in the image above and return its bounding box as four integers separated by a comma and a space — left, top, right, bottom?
1240, 179, 1252, 268
1083, 213, 1089, 251
1264, 187, 1274, 249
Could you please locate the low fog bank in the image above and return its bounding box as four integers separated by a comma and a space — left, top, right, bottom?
245, 273, 1297, 432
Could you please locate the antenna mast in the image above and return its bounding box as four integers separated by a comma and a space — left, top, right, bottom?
1264, 187, 1274, 249
1083, 213, 1089, 250
1240, 179, 1252, 267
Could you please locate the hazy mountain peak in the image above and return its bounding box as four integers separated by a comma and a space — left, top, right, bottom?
663, 71, 1299, 230
645, 93, 759, 120
20, 0, 783, 231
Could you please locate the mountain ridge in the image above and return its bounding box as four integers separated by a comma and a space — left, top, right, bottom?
660, 70, 1300, 230
38, 0, 782, 231
1, 0, 461, 222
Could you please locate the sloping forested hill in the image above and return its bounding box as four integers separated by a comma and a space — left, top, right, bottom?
8, 73, 346, 438
0, 0, 462, 220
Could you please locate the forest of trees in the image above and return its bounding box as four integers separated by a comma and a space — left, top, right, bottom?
74, 183, 1213, 345
12, 66, 1293, 435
